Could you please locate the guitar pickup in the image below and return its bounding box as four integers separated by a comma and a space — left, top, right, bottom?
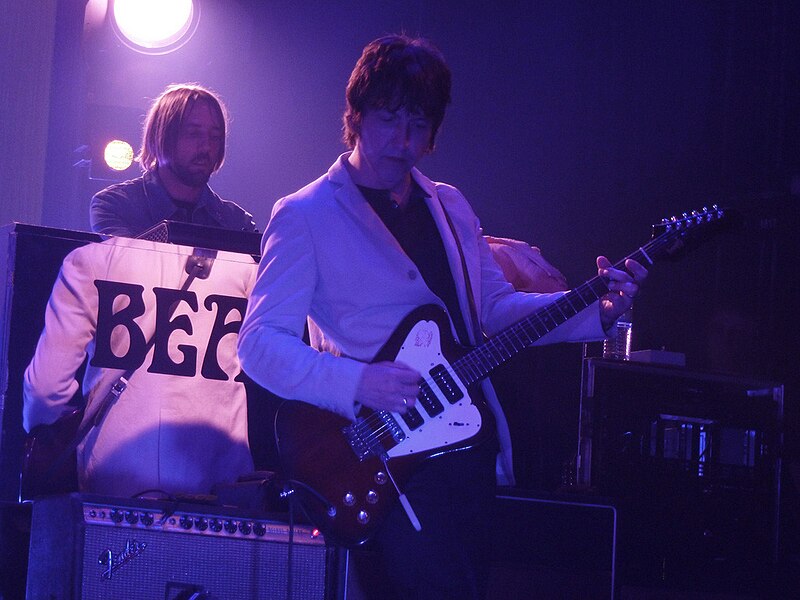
400, 407, 424, 431
429, 364, 464, 404
417, 381, 444, 417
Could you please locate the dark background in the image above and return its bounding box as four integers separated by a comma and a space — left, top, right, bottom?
1, 1, 798, 594
18, 0, 800, 491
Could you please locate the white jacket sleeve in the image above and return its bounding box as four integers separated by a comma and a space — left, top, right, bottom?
23, 247, 98, 431
237, 198, 365, 420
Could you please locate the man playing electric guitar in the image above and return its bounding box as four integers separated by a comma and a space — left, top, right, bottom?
238, 34, 647, 600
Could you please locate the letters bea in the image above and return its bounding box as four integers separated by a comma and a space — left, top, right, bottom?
91, 280, 247, 380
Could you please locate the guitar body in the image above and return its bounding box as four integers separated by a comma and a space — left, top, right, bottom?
275, 304, 494, 547
21, 408, 83, 499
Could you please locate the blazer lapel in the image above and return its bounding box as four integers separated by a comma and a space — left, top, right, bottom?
417, 171, 482, 345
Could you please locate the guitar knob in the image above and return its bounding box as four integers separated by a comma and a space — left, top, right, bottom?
357, 510, 369, 525
374, 472, 388, 485
366, 490, 379, 504
343, 492, 356, 506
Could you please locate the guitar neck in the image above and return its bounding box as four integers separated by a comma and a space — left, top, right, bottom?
455, 205, 729, 387
452, 246, 655, 387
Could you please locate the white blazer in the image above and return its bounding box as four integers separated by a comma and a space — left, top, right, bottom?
238, 153, 604, 484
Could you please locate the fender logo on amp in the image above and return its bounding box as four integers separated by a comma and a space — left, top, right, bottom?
98, 539, 148, 579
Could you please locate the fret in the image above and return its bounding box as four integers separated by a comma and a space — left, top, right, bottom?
552, 299, 571, 320
560, 292, 581, 314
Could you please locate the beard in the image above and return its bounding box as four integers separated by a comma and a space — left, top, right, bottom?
169, 155, 213, 188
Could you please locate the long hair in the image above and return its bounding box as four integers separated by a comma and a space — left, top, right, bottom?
137, 83, 228, 172
343, 34, 451, 151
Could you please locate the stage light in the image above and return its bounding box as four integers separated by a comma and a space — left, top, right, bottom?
111, 0, 199, 55
91, 135, 138, 180
87, 105, 141, 181
103, 139, 134, 171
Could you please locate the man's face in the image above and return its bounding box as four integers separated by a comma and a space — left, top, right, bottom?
166, 100, 224, 188
354, 106, 433, 190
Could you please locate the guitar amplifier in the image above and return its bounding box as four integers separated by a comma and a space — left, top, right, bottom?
26, 494, 338, 600
577, 358, 783, 594
489, 490, 617, 600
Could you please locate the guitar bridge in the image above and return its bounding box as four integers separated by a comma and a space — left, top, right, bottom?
343, 411, 406, 461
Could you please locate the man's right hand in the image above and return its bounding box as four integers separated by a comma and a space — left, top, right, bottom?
355, 361, 421, 414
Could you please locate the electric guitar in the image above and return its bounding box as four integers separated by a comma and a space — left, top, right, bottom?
274, 206, 731, 547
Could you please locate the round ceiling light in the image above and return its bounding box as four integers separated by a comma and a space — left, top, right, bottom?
111, 0, 199, 55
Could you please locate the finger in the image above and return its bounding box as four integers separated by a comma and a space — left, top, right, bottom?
389, 361, 423, 381
602, 290, 633, 316
608, 280, 638, 299
399, 382, 421, 408
597, 256, 628, 282
625, 258, 649, 283
392, 392, 418, 413
596, 255, 612, 270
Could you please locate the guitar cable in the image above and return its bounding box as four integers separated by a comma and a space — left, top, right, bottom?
282, 479, 337, 517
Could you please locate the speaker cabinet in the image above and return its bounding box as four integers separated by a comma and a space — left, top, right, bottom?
578, 358, 783, 595
489, 490, 617, 600
341, 490, 617, 600
26, 494, 337, 600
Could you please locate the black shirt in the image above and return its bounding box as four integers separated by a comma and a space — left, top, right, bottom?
358, 182, 471, 345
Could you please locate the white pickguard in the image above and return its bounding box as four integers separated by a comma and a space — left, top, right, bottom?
386, 319, 482, 458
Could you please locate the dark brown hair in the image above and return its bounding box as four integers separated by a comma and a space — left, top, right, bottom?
343, 34, 451, 150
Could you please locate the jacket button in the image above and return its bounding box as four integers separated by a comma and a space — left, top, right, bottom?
408, 270, 417, 280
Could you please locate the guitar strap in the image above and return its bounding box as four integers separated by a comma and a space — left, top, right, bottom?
435, 190, 485, 345
42, 247, 217, 478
